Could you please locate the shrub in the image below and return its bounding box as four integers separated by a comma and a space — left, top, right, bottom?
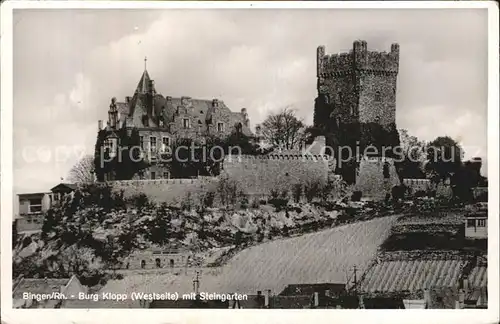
414, 190, 426, 198
475, 191, 488, 202
351, 191, 362, 201
269, 197, 289, 211
128, 193, 150, 210
304, 181, 322, 202
217, 176, 245, 207
202, 190, 216, 208
240, 196, 249, 209
292, 184, 303, 203
391, 185, 406, 202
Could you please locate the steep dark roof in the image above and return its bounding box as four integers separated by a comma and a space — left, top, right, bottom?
50, 183, 77, 192
135, 70, 152, 94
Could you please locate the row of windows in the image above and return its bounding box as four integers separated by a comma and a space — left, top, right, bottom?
138, 170, 170, 180
138, 123, 226, 150
144, 117, 225, 132
140, 136, 171, 151
467, 219, 487, 228
129, 258, 176, 269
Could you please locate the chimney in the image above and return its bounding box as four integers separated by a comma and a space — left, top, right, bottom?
212, 99, 219, 107
166, 96, 172, 102
313, 292, 319, 308
125, 96, 131, 103
458, 289, 465, 309
98, 120, 103, 131
264, 289, 271, 308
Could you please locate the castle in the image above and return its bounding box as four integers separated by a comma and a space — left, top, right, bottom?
94, 40, 402, 201
314, 40, 399, 131
97, 60, 253, 181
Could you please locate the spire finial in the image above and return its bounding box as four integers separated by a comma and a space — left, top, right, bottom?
144, 56, 147, 70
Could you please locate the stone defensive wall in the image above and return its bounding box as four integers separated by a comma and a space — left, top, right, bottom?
89, 152, 335, 204
91, 177, 218, 205
221, 154, 331, 196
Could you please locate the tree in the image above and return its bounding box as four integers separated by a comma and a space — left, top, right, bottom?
93, 127, 149, 181
425, 136, 463, 182
395, 129, 427, 179
67, 155, 95, 183
260, 107, 306, 150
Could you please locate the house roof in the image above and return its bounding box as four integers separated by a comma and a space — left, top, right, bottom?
279, 283, 346, 296
17, 192, 51, 198
363, 297, 404, 309
361, 258, 488, 295
361, 259, 465, 293
50, 183, 77, 192
13, 277, 71, 299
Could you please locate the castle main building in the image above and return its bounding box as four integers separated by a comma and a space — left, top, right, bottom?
97, 64, 252, 181
314, 40, 399, 131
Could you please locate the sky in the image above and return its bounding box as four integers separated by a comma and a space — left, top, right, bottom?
12, 8, 489, 195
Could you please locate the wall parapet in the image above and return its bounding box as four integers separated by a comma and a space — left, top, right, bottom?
223, 154, 331, 162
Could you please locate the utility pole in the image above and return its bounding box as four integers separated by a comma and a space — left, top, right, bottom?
193, 271, 200, 296
353, 266, 358, 294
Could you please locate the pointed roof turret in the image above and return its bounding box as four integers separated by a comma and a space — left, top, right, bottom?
135, 57, 153, 94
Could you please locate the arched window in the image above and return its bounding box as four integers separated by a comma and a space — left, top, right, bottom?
170, 259, 175, 268
141, 260, 146, 269
375, 91, 381, 102
155, 258, 161, 268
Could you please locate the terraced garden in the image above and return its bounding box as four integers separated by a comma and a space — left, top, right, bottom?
99, 216, 398, 297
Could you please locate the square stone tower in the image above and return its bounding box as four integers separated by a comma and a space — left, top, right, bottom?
314, 40, 400, 130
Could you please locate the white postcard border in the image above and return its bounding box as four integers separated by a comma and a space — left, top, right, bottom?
1, 1, 498, 324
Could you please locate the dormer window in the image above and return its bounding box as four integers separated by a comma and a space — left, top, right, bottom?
142, 115, 149, 127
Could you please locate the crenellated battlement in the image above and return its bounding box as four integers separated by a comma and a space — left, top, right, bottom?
317, 40, 399, 77
223, 154, 331, 162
